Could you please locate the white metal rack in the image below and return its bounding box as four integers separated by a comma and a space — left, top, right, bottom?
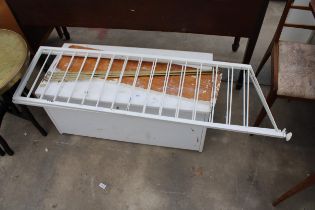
13, 46, 291, 151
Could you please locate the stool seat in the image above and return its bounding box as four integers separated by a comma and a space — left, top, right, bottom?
0, 29, 28, 94
278, 41, 315, 100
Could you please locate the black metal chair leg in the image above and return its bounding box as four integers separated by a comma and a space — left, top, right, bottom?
1, 92, 20, 115
2, 85, 48, 137
19, 105, 47, 136
0, 147, 5, 156
0, 135, 14, 156
0, 102, 5, 157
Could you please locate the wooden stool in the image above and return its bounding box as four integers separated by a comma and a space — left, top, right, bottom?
0, 29, 47, 156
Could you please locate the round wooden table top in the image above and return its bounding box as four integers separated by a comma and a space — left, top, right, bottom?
0, 29, 28, 94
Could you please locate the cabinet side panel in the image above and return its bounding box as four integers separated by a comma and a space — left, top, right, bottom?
44, 107, 203, 151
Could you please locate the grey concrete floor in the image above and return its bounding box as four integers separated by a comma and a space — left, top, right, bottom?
1, 1, 315, 210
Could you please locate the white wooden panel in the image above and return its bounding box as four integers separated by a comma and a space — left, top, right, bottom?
45, 107, 206, 151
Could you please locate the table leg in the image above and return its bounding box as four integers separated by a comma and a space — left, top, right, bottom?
236, 37, 257, 89
232, 37, 240, 52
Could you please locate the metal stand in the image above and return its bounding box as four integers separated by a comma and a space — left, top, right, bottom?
5, 85, 48, 136
0, 101, 14, 156
0, 136, 14, 156
0, 83, 48, 156
0, 147, 5, 156
19, 105, 47, 136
